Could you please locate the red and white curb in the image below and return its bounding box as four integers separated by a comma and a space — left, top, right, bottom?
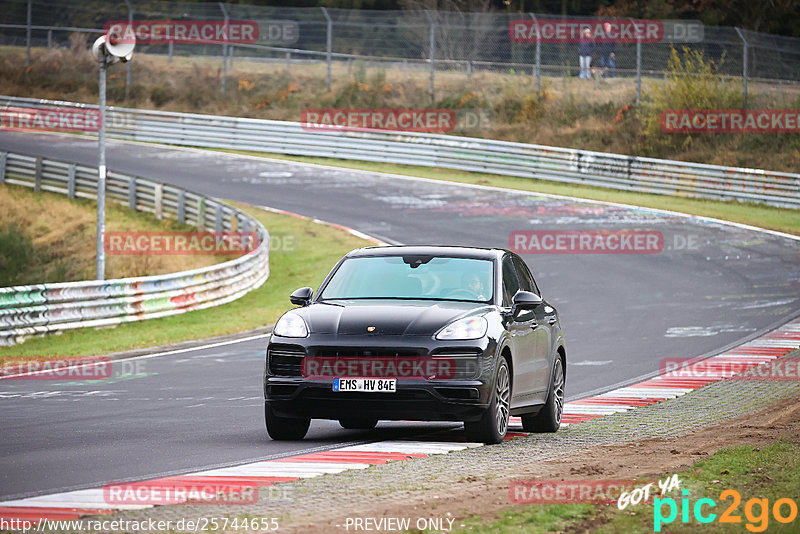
2, 318, 798, 526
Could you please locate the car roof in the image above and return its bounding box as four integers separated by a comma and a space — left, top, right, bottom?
346, 245, 506, 261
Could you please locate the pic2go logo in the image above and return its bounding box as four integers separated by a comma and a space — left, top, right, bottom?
654, 489, 798, 532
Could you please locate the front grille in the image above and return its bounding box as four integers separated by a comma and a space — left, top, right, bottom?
312, 347, 427, 358
267, 345, 306, 377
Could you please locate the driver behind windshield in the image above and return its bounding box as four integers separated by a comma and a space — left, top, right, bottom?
462, 272, 489, 301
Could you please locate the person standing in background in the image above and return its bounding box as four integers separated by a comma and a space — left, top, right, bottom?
578, 28, 594, 79
598, 21, 616, 78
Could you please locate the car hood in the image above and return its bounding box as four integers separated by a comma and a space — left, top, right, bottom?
298, 300, 490, 337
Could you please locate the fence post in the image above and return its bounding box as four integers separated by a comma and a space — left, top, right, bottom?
215, 205, 223, 232
47, 29, 52, 48
128, 176, 137, 210
735, 27, 748, 107
529, 13, 541, 97
67, 163, 76, 198
0, 152, 6, 184
25, 0, 32, 68
632, 18, 642, 106
124, 0, 133, 95
177, 190, 186, 223
34, 157, 42, 192
168, 41, 173, 63
154, 184, 163, 220
321, 7, 333, 92
197, 197, 206, 230
219, 2, 229, 95
424, 10, 436, 101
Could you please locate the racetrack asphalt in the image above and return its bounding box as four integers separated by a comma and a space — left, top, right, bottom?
1, 132, 798, 500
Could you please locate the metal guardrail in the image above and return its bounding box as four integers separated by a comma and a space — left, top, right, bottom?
0, 149, 270, 346
2, 95, 796, 209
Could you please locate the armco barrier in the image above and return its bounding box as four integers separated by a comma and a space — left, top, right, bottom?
1, 95, 799, 208
0, 150, 270, 346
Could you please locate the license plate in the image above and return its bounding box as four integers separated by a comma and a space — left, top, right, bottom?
333, 378, 396, 393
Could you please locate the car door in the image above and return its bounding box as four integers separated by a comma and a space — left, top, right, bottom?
513, 255, 552, 403
502, 255, 539, 407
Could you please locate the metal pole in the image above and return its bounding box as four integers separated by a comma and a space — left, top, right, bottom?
632, 18, 641, 105
25, 0, 32, 68
425, 10, 435, 101
124, 0, 132, 94
219, 2, 229, 95
735, 27, 748, 108
321, 7, 333, 93
96, 58, 108, 280
529, 13, 541, 97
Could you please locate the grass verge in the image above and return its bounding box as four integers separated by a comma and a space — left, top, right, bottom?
219, 150, 800, 236
453, 439, 800, 533
0, 202, 371, 359
0, 184, 223, 285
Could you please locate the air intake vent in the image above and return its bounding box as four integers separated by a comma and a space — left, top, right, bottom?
268, 345, 305, 376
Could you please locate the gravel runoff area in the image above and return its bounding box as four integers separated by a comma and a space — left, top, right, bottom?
85, 351, 800, 534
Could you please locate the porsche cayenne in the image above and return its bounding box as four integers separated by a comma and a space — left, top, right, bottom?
264, 246, 566, 444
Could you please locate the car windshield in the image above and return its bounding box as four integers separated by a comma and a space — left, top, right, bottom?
319, 255, 494, 303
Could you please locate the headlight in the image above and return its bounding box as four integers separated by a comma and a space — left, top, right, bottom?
436, 316, 487, 340
273, 313, 309, 338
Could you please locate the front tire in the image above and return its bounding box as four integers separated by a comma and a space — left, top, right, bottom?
339, 418, 378, 430
464, 357, 511, 444
521, 355, 564, 433
265, 404, 310, 440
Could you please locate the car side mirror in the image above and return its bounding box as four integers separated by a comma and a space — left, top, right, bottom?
512, 290, 542, 313
290, 286, 313, 306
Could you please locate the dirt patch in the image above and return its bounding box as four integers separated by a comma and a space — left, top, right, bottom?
289, 394, 800, 532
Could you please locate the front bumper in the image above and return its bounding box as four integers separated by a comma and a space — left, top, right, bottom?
264, 334, 497, 422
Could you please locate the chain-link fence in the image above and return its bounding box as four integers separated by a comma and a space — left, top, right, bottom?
1, 0, 799, 102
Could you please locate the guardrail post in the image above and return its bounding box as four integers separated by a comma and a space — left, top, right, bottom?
34, 157, 42, 192
154, 184, 163, 220
735, 27, 748, 107
321, 7, 333, 93
67, 163, 76, 198
214, 204, 223, 232
128, 177, 136, 210
197, 197, 206, 230
177, 190, 186, 223
0, 152, 7, 184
